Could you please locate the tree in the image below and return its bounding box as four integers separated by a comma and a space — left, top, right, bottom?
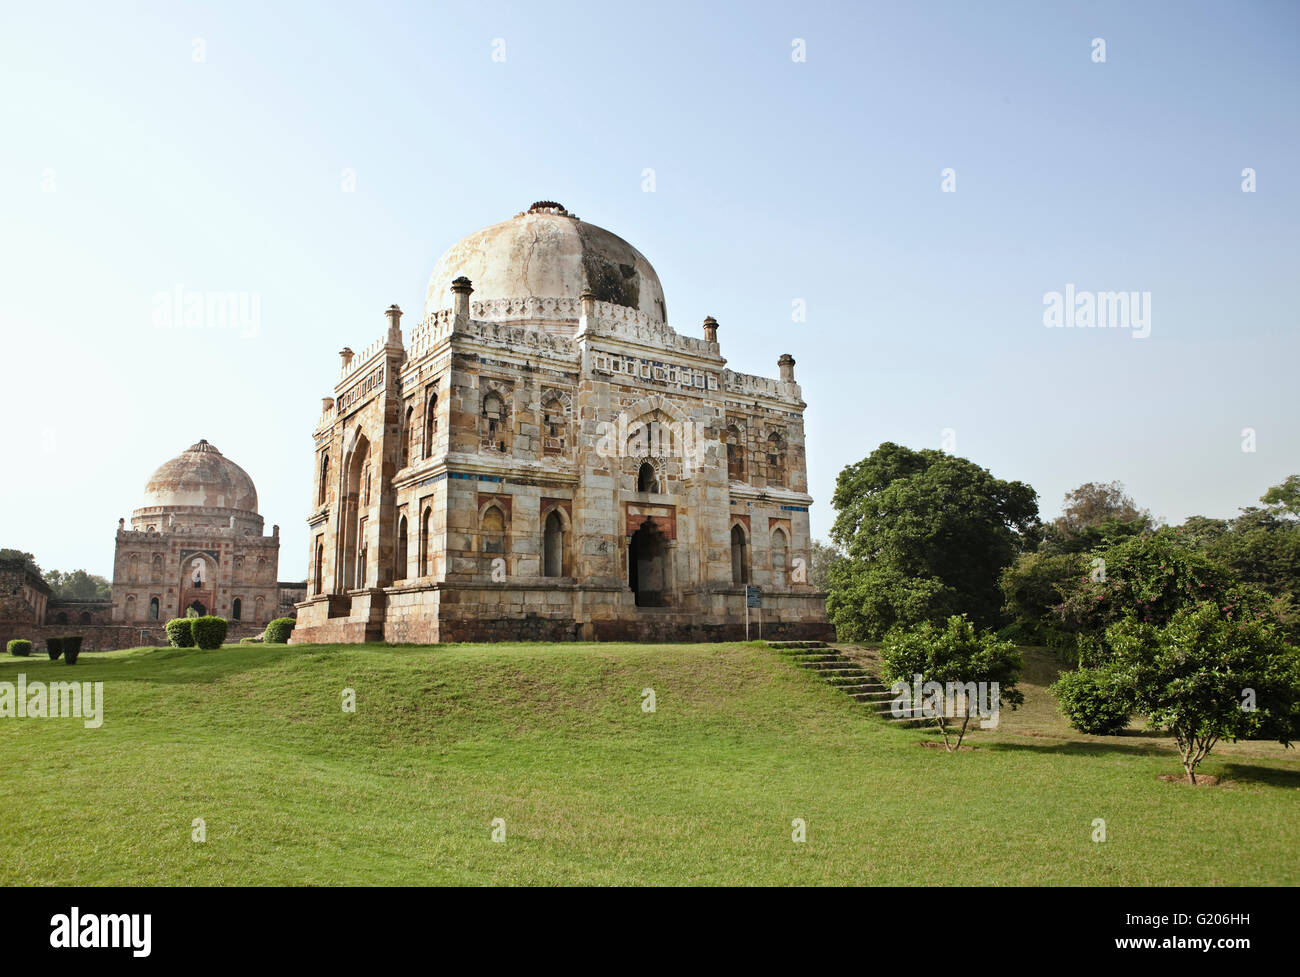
0, 548, 41, 575
827, 443, 1040, 639
1054, 529, 1244, 666
880, 615, 1025, 750
1107, 604, 1300, 782
1051, 480, 1153, 537
1172, 515, 1230, 551
808, 539, 843, 593
44, 569, 112, 601
998, 550, 1088, 647
1260, 474, 1300, 519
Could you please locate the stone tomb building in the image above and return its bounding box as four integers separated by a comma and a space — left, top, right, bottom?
111, 440, 282, 630
293, 202, 833, 643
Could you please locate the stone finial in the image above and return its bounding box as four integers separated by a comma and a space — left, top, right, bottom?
451, 276, 473, 318
702, 316, 719, 343
322, 396, 335, 414
579, 286, 596, 320
273, 525, 280, 538
385, 304, 403, 342
118, 517, 125, 530
339, 347, 355, 370
778, 353, 796, 383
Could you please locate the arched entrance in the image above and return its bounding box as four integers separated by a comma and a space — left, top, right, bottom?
188, 600, 207, 616
628, 518, 667, 607
340, 434, 370, 591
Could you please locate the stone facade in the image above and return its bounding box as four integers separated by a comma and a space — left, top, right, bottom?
0, 559, 52, 650
294, 202, 833, 644
110, 440, 282, 628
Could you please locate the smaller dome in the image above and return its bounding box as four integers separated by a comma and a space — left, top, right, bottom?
140, 440, 259, 513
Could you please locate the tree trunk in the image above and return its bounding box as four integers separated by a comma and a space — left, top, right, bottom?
954, 713, 972, 751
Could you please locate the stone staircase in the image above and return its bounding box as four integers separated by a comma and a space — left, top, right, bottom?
766, 640, 931, 727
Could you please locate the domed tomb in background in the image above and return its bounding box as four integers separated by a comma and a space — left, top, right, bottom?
111, 439, 282, 628
134, 439, 260, 532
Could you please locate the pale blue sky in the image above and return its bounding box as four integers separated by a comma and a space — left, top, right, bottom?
2, 0, 1297, 577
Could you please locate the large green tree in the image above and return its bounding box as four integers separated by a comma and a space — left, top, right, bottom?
44, 569, 111, 601
826, 443, 1040, 639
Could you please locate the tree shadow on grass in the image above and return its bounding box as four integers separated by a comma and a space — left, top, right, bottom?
979, 738, 1168, 760
1212, 762, 1300, 790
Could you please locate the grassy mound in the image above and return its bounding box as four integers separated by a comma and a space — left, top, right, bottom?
0, 642, 1295, 885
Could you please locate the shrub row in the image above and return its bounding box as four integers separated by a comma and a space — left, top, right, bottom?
22, 636, 84, 664
165, 616, 229, 650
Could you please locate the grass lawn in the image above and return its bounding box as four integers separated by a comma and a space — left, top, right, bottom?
1, 640, 1296, 885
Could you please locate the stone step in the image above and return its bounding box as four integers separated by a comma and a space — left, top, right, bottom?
797, 659, 856, 670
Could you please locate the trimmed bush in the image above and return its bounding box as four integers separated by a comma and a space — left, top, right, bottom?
165, 618, 195, 648
46, 637, 64, 660
1050, 666, 1134, 735
63, 636, 83, 665
191, 616, 228, 650
264, 617, 296, 644
7, 639, 32, 657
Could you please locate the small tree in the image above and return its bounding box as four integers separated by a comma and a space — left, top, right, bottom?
880, 615, 1025, 750
1108, 604, 1300, 783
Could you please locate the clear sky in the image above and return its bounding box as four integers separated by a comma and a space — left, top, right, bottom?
2, 0, 1296, 578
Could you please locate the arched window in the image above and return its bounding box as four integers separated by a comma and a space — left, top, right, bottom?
319, 453, 330, 506
730, 524, 749, 585
771, 528, 788, 589
401, 405, 414, 468
232, 597, 242, 620
543, 509, 565, 577
129, 553, 140, 581
637, 462, 658, 493
766, 432, 787, 488
395, 515, 408, 581
314, 541, 324, 594
148, 597, 159, 620
56, 611, 69, 625
481, 391, 507, 451
726, 425, 745, 481
151, 553, 163, 583
79, 611, 92, 625
481, 506, 506, 554
254, 596, 264, 620
420, 507, 431, 576
424, 391, 438, 459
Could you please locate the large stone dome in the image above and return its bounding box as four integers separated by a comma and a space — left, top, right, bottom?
424, 202, 667, 322
139, 440, 258, 514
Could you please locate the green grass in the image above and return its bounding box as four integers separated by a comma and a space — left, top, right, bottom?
1, 640, 1296, 885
